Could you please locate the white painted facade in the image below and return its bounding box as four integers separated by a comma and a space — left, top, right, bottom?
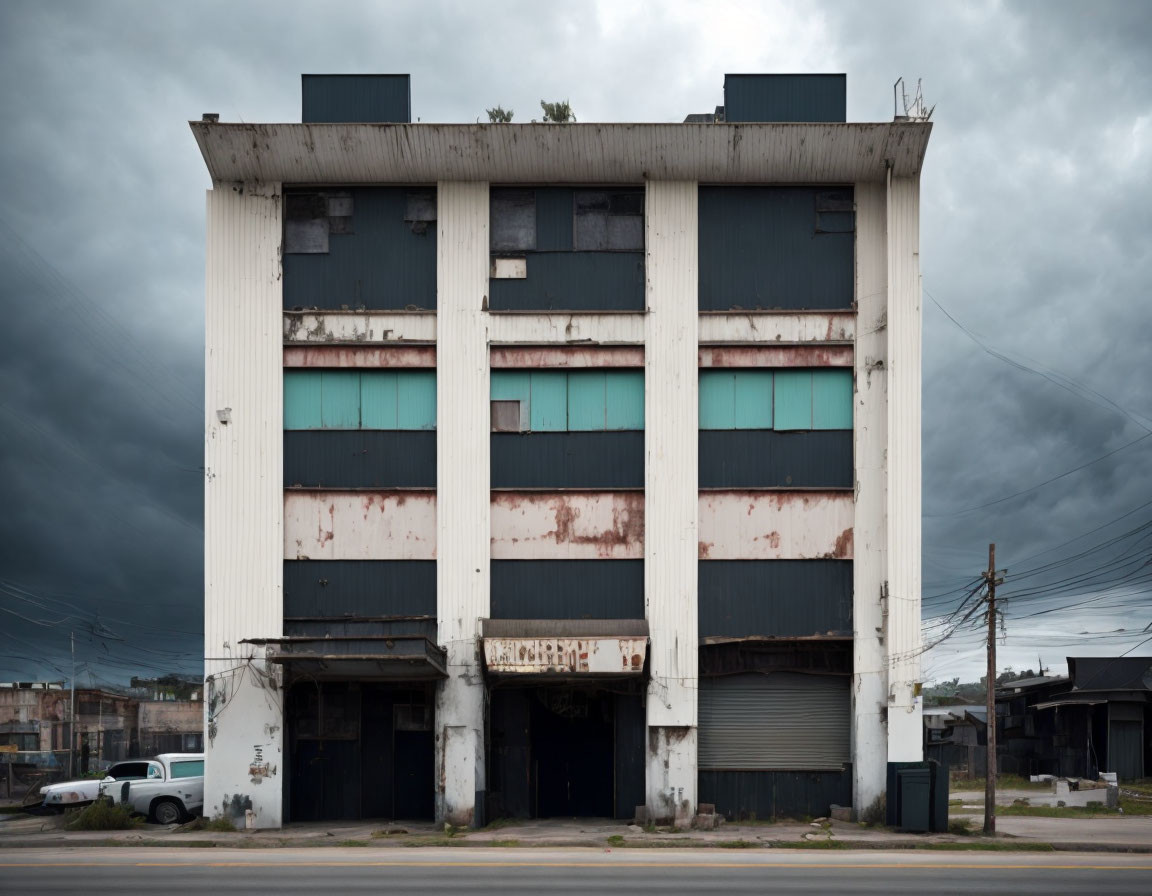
200, 114, 928, 829
203, 184, 285, 828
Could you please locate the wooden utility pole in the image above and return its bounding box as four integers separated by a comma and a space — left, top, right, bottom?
983, 544, 999, 835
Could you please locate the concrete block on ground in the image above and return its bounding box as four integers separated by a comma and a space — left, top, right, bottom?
830, 804, 853, 822
693, 813, 719, 830
633, 806, 649, 825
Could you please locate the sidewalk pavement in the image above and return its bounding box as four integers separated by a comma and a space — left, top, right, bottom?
2, 811, 1151, 852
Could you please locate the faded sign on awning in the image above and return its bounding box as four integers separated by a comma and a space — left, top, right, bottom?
480, 619, 648, 679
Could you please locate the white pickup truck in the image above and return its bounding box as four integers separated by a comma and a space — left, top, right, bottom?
98, 753, 204, 824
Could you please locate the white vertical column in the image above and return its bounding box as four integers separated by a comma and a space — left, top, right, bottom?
644, 181, 699, 825
886, 173, 924, 761
853, 181, 889, 813
203, 183, 285, 829
435, 181, 490, 826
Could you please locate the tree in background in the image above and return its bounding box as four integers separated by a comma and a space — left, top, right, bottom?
540, 100, 575, 122
486, 106, 514, 123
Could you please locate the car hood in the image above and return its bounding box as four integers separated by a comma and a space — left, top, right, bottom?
40, 779, 102, 797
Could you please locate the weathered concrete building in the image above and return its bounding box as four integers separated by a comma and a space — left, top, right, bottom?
193, 73, 930, 828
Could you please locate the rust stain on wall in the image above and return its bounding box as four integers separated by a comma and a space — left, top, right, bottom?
283, 345, 436, 367
490, 345, 644, 368
699, 344, 853, 368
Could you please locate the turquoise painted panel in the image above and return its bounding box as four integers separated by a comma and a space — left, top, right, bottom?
359, 371, 398, 429
284, 372, 323, 430
812, 369, 853, 430
530, 372, 567, 432
733, 371, 774, 430
567, 371, 607, 431
605, 371, 645, 430
699, 371, 736, 430
321, 371, 361, 429
397, 371, 437, 430
774, 370, 812, 431
491, 371, 531, 405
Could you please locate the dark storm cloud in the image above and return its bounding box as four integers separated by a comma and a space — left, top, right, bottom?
0, 0, 1149, 684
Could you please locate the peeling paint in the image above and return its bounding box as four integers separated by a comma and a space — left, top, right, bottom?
698, 344, 852, 368
698, 490, 853, 559
492, 491, 644, 559
283, 345, 435, 367
490, 345, 644, 368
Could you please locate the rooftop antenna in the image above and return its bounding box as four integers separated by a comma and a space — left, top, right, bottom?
893, 77, 935, 122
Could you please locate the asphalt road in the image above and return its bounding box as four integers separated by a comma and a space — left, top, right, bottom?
3, 847, 1152, 894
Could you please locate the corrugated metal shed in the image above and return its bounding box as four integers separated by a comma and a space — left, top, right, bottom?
724, 74, 846, 123
302, 75, 411, 123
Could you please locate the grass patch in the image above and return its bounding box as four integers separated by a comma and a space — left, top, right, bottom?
920, 840, 1056, 852
951, 774, 1052, 793
481, 816, 516, 831
65, 800, 140, 831
606, 834, 625, 847
181, 815, 236, 833
715, 840, 761, 849
947, 818, 976, 836
770, 839, 850, 849
487, 839, 519, 847
336, 839, 370, 847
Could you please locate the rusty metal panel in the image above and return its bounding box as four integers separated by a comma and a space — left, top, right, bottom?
284, 431, 436, 488
283, 346, 435, 367
491, 491, 643, 560
699, 187, 854, 312
699, 430, 852, 488
482, 637, 647, 676
284, 491, 435, 560
698, 559, 852, 639
490, 346, 645, 368
490, 560, 644, 619
283, 311, 437, 344
698, 345, 853, 367
698, 491, 853, 560
698, 312, 855, 344
191, 121, 932, 186
490, 432, 644, 488
284, 188, 436, 311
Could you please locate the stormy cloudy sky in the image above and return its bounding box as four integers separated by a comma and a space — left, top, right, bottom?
1, 0, 1149, 687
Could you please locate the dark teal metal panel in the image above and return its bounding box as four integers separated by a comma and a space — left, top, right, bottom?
698, 767, 852, 821
698, 560, 853, 638
723, 74, 846, 122
491, 432, 644, 488
773, 370, 812, 431
284, 431, 436, 487
535, 188, 574, 251
283, 560, 435, 618
812, 369, 852, 430
490, 560, 644, 619
491, 371, 643, 432
698, 430, 852, 487
302, 74, 411, 123
698, 187, 853, 311
284, 188, 436, 311
489, 252, 645, 311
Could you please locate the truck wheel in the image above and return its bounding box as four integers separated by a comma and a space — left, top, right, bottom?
151, 799, 186, 825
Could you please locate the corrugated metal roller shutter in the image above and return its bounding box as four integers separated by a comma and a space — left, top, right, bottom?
699, 672, 850, 770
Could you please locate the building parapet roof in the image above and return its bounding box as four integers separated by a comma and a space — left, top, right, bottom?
189, 121, 931, 186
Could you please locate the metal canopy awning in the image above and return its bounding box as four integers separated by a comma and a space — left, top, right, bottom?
1033, 696, 1108, 711
480, 619, 649, 680
250, 636, 447, 681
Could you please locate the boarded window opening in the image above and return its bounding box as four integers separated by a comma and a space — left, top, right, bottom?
285, 192, 354, 253
491, 190, 536, 252
491, 399, 525, 432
